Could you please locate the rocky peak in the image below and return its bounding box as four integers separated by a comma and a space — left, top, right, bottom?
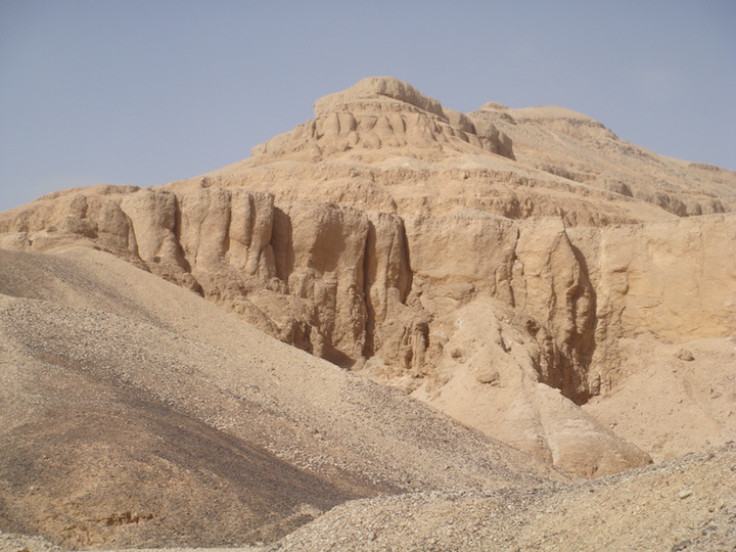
252, 76, 514, 161
313, 76, 447, 118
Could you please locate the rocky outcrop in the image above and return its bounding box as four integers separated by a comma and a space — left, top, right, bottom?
254, 77, 515, 162
0, 185, 141, 262
470, 102, 736, 217
2, 77, 734, 476
0, 184, 641, 475
0, 186, 598, 395
410, 296, 649, 478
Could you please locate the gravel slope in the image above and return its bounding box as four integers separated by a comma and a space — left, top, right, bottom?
270, 443, 736, 552
0, 247, 559, 549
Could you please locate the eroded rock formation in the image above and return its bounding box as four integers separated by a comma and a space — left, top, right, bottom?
2, 77, 735, 476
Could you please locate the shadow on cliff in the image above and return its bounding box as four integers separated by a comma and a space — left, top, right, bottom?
569, 241, 598, 405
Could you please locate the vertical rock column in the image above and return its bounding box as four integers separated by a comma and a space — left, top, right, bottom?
511, 218, 596, 401
279, 202, 371, 366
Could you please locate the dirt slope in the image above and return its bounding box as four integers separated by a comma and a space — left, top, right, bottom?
3, 445, 735, 551
0, 247, 559, 549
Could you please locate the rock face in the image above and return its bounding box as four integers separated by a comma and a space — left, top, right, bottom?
1, 76, 735, 477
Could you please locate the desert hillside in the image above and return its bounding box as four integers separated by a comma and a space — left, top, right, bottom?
0, 247, 558, 549
1, 77, 735, 550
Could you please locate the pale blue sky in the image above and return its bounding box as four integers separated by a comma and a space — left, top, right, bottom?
1, 0, 734, 211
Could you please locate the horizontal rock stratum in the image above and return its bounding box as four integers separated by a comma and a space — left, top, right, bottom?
1, 77, 735, 550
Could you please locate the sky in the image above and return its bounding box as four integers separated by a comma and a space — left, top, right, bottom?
1, 0, 734, 212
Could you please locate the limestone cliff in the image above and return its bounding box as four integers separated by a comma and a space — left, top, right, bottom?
2, 77, 734, 476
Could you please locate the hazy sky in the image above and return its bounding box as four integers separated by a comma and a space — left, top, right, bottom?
1, 0, 734, 212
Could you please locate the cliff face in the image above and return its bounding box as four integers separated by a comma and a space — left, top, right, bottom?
0, 186, 600, 397
2, 77, 734, 476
